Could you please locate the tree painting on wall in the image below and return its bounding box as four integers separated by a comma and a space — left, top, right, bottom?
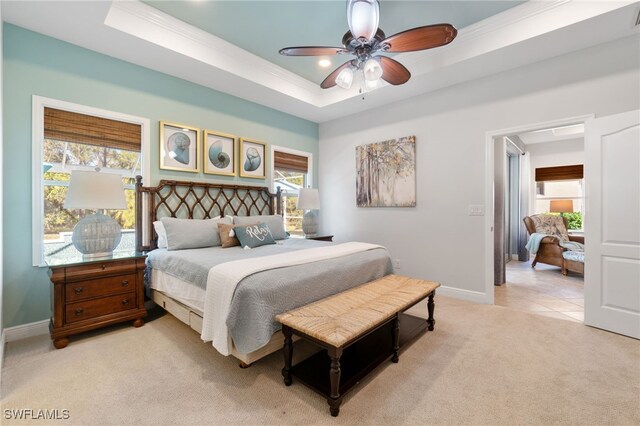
356, 136, 416, 207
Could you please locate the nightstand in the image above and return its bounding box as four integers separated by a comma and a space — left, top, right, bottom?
47, 251, 147, 349
305, 235, 334, 242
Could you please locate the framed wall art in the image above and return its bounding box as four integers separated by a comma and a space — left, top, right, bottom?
239, 138, 267, 179
356, 135, 416, 207
159, 121, 200, 173
203, 130, 237, 176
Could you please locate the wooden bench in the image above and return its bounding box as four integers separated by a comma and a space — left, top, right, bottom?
276, 274, 440, 417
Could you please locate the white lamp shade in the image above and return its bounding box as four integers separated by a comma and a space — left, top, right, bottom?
64, 170, 127, 210
336, 67, 354, 89
363, 57, 383, 82
297, 188, 320, 210
347, 0, 380, 42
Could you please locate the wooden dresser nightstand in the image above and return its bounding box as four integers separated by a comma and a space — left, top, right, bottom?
305, 235, 334, 242
47, 251, 147, 349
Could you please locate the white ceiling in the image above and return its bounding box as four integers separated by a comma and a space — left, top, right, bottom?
3, 1, 639, 123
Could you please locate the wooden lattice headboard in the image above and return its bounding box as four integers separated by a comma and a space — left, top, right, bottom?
135, 176, 281, 252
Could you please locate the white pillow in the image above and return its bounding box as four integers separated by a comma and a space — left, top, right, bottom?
233, 214, 287, 240
153, 221, 168, 249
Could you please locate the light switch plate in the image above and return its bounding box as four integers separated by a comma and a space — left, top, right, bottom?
468, 205, 485, 216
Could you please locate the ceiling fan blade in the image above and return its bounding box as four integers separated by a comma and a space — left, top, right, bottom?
279, 46, 349, 56
321, 61, 352, 89
380, 24, 457, 53
379, 56, 411, 85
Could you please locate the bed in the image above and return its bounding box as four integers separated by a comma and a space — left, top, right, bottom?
135, 177, 392, 366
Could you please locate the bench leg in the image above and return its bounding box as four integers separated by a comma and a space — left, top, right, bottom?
391, 314, 400, 363
427, 292, 436, 331
282, 325, 293, 386
327, 348, 343, 417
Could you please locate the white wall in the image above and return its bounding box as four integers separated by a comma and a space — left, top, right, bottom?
319, 34, 640, 302
527, 138, 584, 216
527, 138, 584, 174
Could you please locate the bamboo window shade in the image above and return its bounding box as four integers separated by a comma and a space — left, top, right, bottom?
44, 107, 142, 151
535, 164, 583, 182
273, 151, 309, 173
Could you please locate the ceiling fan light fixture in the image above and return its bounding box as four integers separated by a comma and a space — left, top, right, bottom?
363, 57, 383, 82
347, 0, 380, 42
365, 78, 379, 90
335, 66, 354, 89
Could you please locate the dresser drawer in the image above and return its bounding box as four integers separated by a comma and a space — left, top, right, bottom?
64, 260, 139, 282
65, 274, 136, 302
66, 292, 136, 324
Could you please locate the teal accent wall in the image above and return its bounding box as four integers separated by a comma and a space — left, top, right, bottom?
2, 24, 318, 328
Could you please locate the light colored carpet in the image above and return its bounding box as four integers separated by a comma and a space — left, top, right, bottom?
1, 296, 639, 425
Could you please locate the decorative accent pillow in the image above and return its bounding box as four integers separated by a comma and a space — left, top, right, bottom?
217, 222, 258, 248
160, 216, 232, 250
153, 221, 168, 249
530, 214, 570, 241
234, 223, 276, 249
233, 215, 287, 240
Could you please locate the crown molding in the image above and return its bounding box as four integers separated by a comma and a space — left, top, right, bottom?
105, 0, 324, 105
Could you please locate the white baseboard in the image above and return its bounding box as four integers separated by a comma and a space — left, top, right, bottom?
4, 319, 49, 342
437, 285, 490, 304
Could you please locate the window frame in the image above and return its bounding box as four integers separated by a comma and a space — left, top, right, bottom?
32, 96, 151, 266
269, 145, 313, 197
269, 145, 313, 236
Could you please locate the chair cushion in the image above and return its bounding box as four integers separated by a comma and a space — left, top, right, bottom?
530, 214, 570, 241
562, 251, 585, 263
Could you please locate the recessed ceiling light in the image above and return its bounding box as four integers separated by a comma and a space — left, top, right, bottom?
318, 59, 331, 68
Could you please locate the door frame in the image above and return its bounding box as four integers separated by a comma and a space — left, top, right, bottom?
484, 114, 594, 304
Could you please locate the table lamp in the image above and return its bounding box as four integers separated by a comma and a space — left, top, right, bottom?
549, 199, 573, 218
64, 170, 127, 259
297, 188, 320, 237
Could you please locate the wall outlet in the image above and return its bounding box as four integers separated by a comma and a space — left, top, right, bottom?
468, 205, 485, 216
393, 259, 401, 270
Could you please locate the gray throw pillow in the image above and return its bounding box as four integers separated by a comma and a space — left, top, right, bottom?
235, 223, 276, 249
233, 215, 286, 240
160, 216, 232, 250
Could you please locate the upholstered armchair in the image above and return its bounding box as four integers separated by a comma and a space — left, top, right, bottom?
523, 215, 585, 275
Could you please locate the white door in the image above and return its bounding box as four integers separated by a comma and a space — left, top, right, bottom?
584, 110, 640, 339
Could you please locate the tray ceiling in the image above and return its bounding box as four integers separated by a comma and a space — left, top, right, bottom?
143, 1, 525, 84
3, 1, 638, 123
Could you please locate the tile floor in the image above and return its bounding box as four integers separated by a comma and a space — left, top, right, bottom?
496, 260, 584, 322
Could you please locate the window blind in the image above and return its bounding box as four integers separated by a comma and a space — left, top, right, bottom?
273, 151, 309, 173
44, 107, 142, 151
535, 164, 583, 182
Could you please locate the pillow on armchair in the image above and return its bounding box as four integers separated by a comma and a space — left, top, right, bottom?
530, 214, 570, 241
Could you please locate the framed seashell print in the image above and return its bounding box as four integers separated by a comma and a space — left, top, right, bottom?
160, 121, 201, 173
203, 130, 237, 176
239, 138, 267, 179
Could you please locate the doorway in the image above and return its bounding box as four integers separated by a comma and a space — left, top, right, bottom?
486, 116, 591, 322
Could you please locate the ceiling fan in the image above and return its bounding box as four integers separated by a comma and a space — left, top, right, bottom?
279, 0, 457, 90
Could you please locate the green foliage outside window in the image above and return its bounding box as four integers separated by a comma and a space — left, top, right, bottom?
550, 212, 583, 230
43, 139, 139, 239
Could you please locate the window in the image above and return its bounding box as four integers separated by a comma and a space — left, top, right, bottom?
33, 97, 150, 266
534, 165, 584, 230
271, 147, 312, 237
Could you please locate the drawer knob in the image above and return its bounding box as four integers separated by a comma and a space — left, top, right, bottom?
101, 264, 106, 270
74, 287, 84, 295
121, 280, 129, 287
74, 308, 84, 316
122, 299, 130, 306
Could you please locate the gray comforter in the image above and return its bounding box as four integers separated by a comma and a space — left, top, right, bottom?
146, 239, 392, 353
